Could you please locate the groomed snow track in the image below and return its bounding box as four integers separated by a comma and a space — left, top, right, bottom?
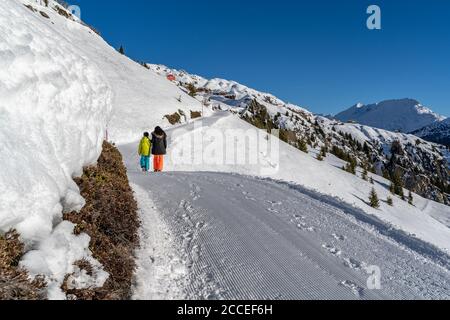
130, 171, 450, 300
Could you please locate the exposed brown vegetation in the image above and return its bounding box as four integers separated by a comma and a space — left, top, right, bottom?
63, 142, 139, 300
165, 112, 182, 125
24, 4, 37, 12
0, 231, 46, 300
39, 11, 50, 19
55, 5, 71, 19
186, 83, 197, 97
190, 110, 202, 119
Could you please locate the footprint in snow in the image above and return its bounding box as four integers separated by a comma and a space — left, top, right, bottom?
343, 258, 364, 271
332, 233, 346, 241
190, 184, 202, 200
339, 280, 364, 298
196, 221, 205, 229
296, 223, 316, 233
322, 244, 342, 256
266, 200, 282, 206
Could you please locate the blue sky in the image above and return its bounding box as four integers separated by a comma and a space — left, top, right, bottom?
71, 0, 450, 116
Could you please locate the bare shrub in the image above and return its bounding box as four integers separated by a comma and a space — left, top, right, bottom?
0, 231, 46, 300
63, 142, 139, 300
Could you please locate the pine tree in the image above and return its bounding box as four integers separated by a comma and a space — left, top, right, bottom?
369, 188, 380, 209
363, 142, 371, 156
408, 191, 414, 205
389, 182, 396, 194
362, 167, 368, 181
119, 45, 125, 55
344, 157, 357, 175
298, 139, 308, 153
320, 145, 328, 158
391, 140, 404, 156
391, 171, 404, 199
316, 153, 324, 161
387, 196, 394, 206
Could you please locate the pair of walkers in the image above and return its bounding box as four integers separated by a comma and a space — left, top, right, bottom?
138, 126, 167, 172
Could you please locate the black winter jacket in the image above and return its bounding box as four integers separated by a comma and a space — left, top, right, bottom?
151, 132, 167, 155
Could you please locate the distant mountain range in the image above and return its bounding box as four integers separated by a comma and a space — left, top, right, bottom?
335, 99, 446, 133
412, 118, 450, 147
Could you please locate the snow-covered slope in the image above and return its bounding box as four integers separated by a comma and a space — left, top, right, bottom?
112, 61, 450, 250
43, 12, 203, 144
23, 1, 204, 145
413, 118, 450, 147
128, 171, 449, 299
0, 0, 112, 298
148, 65, 450, 205
120, 113, 450, 252
126, 65, 450, 250
335, 99, 445, 133
148, 64, 309, 114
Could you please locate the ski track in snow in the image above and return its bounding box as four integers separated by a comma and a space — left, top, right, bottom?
128, 171, 450, 300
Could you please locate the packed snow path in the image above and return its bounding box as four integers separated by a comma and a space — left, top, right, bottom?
126, 170, 450, 300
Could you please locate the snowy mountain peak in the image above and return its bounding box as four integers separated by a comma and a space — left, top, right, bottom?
336, 99, 445, 133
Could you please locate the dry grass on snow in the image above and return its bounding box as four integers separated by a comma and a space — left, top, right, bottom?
63, 142, 140, 300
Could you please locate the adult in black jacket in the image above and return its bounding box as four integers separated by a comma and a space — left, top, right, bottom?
151, 126, 167, 172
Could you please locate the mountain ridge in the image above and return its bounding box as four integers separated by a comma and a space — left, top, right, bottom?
334, 99, 446, 133
413, 118, 450, 147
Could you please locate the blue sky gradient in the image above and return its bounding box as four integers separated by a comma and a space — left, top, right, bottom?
71, 0, 450, 116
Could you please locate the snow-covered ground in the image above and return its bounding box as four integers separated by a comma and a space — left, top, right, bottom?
124, 169, 449, 299
121, 113, 450, 253
120, 113, 450, 299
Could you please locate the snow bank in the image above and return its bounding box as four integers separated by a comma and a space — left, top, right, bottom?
131, 184, 188, 300
0, 0, 112, 298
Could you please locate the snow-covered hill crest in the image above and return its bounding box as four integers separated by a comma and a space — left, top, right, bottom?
335, 99, 445, 133
148, 64, 311, 115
